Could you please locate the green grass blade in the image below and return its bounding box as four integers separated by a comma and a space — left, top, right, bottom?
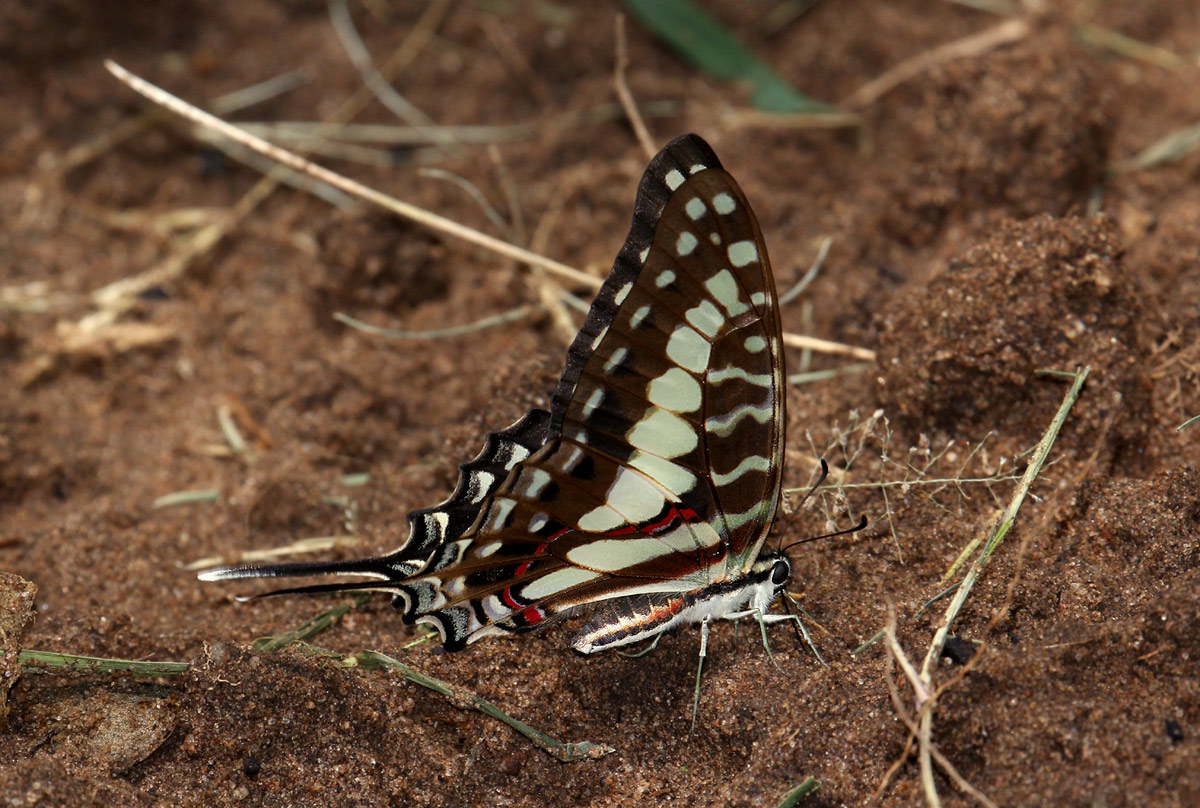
776, 776, 820, 806
20, 649, 189, 677
624, 0, 834, 113
351, 650, 615, 762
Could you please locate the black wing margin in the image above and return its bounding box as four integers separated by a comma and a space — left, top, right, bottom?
548, 134, 722, 436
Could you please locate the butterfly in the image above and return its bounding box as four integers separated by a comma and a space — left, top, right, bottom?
202, 133, 802, 656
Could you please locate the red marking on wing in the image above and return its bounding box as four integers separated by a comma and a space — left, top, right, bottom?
514, 542, 549, 577
501, 587, 522, 610
522, 606, 545, 624
602, 505, 700, 537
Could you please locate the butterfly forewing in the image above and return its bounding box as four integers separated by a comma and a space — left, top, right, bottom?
550, 141, 785, 577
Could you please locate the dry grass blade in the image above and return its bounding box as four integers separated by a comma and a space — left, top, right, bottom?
106, 61, 601, 292
842, 18, 1029, 109
329, 0, 435, 127
910, 367, 1088, 807
1075, 22, 1191, 72
779, 236, 832, 306
335, 306, 535, 341
1113, 118, 1200, 173
615, 13, 657, 161
919, 367, 1088, 676
105, 64, 884, 362
185, 535, 360, 571
782, 332, 875, 360
152, 489, 221, 508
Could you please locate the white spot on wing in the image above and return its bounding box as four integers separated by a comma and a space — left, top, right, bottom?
523, 468, 552, 498
613, 281, 632, 306
559, 444, 584, 472
605, 468, 665, 523
496, 442, 531, 471
723, 502, 768, 531
685, 197, 707, 220
638, 246, 650, 263
425, 511, 449, 540
521, 567, 602, 601
482, 594, 508, 620
566, 537, 672, 569
685, 300, 725, 339
628, 450, 697, 496
577, 503, 625, 532
728, 240, 759, 267
744, 335, 767, 353
665, 169, 685, 190
478, 541, 502, 558
689, 163, 706, 174
529, 512, 549, 533
704, 269, 749, 317
486, 497, 517, 530
627, 408, 698, 459
467, 470, 496, 504
590, 325, 609, 350
656, 270, 676, 288
603, 347, 628, 375
711, 455, 771, 486
676, 231, 698, 256
708, 366, 773, 386
712, 192, 736, 214
647, 367, 702, 413
630, 304, 652, 329
581, 388, 604, 419
666, 325, 711, 373
705, 401, 773, 437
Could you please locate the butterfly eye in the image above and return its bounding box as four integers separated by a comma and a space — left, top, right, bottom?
770, 559, 790, 587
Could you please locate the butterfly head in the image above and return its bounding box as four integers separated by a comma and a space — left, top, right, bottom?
747, 549, 792, 614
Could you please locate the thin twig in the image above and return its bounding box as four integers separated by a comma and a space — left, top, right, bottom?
328, 0, 436, 126
842, 18, 1030, 109
335, 306, 536, 340
779, 236, 833, 306
107, 61, 602, 292
615, 13, 657, 161
781, 332, 875, 360
185, 535, 360, 571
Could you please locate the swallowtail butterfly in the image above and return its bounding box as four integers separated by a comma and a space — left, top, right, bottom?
202, 134, 797, 654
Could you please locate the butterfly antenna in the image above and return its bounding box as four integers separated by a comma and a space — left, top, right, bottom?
780, 514, 867, 555
774, 459, 830, 554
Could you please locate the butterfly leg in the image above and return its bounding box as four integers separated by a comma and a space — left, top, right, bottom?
723, 609, 804, 672
690, 615, 711, 733
618, 631, 666, 659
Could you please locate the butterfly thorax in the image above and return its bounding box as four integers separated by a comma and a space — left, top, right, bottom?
570, 551, 791, 654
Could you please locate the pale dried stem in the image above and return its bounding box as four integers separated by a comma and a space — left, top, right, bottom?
843, 18, 1030, 109
614, 14, 657, 161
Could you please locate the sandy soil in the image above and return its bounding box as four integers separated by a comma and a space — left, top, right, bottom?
2, 2, 1199, 806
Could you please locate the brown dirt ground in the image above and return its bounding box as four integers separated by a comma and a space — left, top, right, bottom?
3, 2, 1200, 806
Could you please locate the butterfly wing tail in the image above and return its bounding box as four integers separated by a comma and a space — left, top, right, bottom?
197, 553, 419, 597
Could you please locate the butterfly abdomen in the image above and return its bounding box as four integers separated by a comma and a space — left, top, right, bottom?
570, 553, 785, 654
